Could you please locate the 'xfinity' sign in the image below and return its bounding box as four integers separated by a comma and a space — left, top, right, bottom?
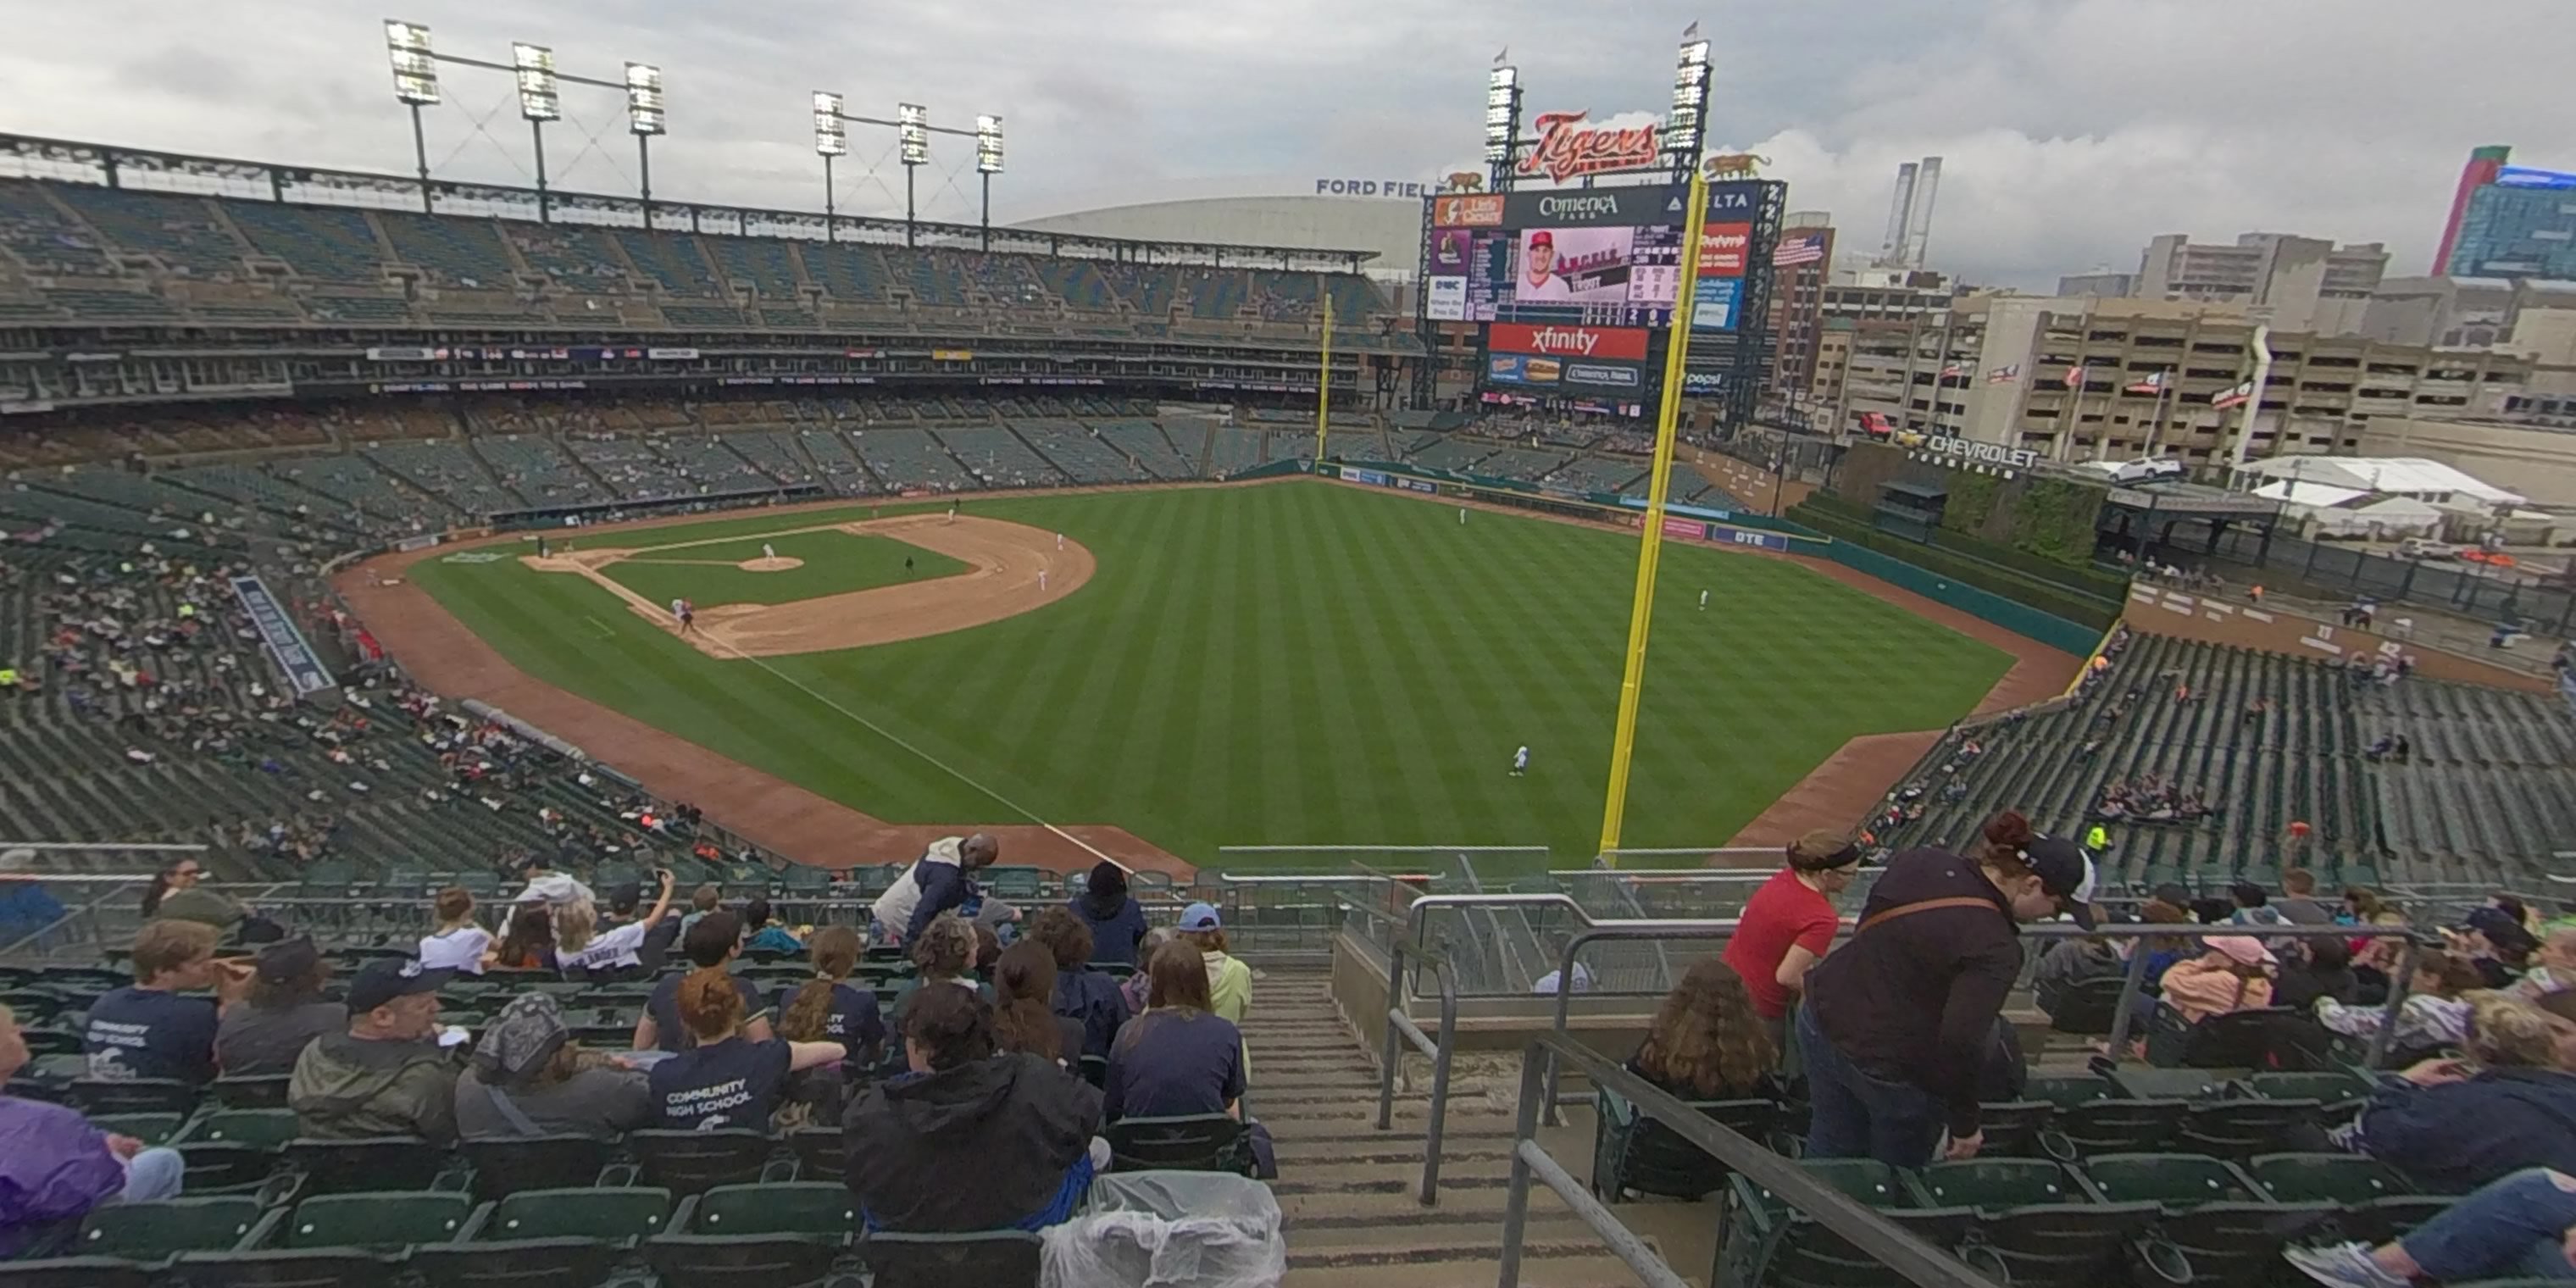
1919, 435, 2040, 470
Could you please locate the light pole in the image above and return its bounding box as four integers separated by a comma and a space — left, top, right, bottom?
627, 63, 665, 224
514, 43, 558, 222
813, 92, 846, 240
898, 103, 928, 247
975, 115, 1004, 251
384, 21, 440, 213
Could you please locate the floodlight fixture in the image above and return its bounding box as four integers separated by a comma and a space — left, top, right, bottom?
1668, 39, 1713, 156
385, 19, 439, 105
625, 62, 665, 135
513, 43, 559, 121
898, 103, 929, 165
1488, 65, 1517, 92
813, 90, 847, 156
975, 114, 1003, 175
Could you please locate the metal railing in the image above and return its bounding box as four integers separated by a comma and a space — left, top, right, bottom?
1373, 930, 1459, 1206
1499, 1031, 1992, 1288
1368, 891, 2442, 1204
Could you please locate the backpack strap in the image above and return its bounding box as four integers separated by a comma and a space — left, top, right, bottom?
1856, 896, 2001, 935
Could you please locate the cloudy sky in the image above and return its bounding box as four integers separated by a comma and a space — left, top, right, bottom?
3, 0, 2568, 289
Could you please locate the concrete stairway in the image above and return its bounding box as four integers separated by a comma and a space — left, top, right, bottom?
1257, 966, 1672, 1287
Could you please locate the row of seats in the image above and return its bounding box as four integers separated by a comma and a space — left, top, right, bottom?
0, 178, 1401, 330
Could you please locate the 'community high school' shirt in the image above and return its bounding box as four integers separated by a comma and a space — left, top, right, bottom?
83, 986, 219, 1083
648, 1036, 792, 1130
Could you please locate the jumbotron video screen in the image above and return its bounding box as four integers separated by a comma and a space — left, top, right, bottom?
1426, 183, 1756, 408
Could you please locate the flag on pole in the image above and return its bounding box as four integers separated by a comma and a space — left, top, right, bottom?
1494, 47, 1508, 64
2212, 379, 2256, 409
2125, 369, 2168, 396
1772, 233, 1826, 267
2062, 364, 2088, 389
1939, 364, 1965, 379
1682, 20, 1701, 39
1985, 364, 2020, 384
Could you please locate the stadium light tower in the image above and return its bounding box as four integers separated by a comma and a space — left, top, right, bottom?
975, 114, 1004, 252
514, 43, 560, 221
1484, 64, 1521, 192
385, 20, 440, 213
1667, 34, 1713, 181
628, 62, 666, 223
813, 91, 847, 239
898, 103, 929, 247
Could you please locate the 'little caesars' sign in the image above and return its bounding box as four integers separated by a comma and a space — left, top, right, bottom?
1919, 435, 2039, 471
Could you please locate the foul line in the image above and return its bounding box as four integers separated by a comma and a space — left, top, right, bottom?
691, 628, 1126, 872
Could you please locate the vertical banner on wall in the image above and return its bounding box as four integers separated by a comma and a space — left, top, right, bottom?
230, 575, 335, 696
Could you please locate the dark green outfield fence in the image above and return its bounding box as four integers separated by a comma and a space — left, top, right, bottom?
1312, 459, 2107, 657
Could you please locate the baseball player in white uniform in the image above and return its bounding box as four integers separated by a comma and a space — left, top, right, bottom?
1700, 590, 1710, 611
763, 542, 776, 561
1511, 746, 1530, 777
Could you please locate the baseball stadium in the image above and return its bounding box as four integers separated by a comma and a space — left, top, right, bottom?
2, 29, 2574, 1288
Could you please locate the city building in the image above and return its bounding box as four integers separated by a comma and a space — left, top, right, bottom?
2057, 270, 2136, 297
1831, 294, 2538, 470
1763, 212, 1835, 410
1818, 268, 1954, 323
2134, 233, 2389, 335
2357, 415, 2576, 508
2434, 146, 2576, 281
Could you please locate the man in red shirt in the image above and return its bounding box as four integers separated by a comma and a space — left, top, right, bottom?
1723, 830, 1863, 1051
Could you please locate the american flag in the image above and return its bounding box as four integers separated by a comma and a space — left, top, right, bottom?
2125, 369, 2168, 396
1986, 364, 2020, 384
1938, 364, 1965, 379
1772, 233, 1826, 268
2212, 379, 2256, 409
2063, 364, 2088, 389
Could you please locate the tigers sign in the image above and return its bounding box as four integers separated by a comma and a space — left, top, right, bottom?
1515, 111, 1664, 184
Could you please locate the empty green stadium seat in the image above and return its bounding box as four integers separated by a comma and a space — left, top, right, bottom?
1588, 1087, 1776, 1201
645, 1182, 857, 1288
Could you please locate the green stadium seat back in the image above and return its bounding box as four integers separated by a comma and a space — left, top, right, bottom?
283, 1135, 448, 1194
483, 1186, 672, 1241
860, 1229, 1041, 1288
1588, 1087, 1775, 1201
2246, 1071, 2369, 1107
211, 1075, 292, 1110
2179, 1099, 2318, 1159
786, 1125, 844, 1181
2022, 1075, 2117, 1108
186, 1108, 303, 1147
1956, 1202, 2164, 1288
2076, 1153, 2262, 1210
629, 1129, 775, 1195
645, 1183, 855, 1288
1908, 1159, 2081, 1210
2052, 1098, 2189, 1157
2106, 1067, 2241, 1101
0, 1257, 158, 1288
68, 1077, 198, 1117
1103, 1113, 1254, 1175
280, 1191, 474, 1250
1723, 1165, 1974, 1288
77, 1196, 266, 1258
682, 1182, 858, 1236
2244, 1153, 2413, 1207
1971, 1101, 2055, 1157
86, 1112, 185, 1145
461, 1134, 613, 1202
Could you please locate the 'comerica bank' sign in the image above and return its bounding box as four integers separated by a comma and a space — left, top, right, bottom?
1315, 178, 1428, 198
1918, 435, 2040, 471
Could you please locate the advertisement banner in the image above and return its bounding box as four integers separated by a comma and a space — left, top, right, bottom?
1425, 277, 1468, 321
1699, 222, 1752, 277
1692, 277, 1741, 331
930, 349, 975, 361
1513, 226, 1635, 303
1500, 186, 1688, 229
1488, 323, 1650, 361
645, 347, 699, 360
1396, 476, 1437, 494
1343, 469, 1390, 487
229, 575, 334, 696
1316, 178, 1428, 198
1432, 193, 1505, 227
1428, 228, 1474, 275
364, 346, 447, 362
1663, 515, 1708, 541
1563, 363, 1641, 390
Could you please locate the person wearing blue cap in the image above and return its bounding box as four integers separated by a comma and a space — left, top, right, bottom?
1177, 903, 1250, 1026
288, 959, 458, 1144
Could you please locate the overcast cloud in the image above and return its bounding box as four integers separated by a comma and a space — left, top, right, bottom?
3, 0, 2568, 288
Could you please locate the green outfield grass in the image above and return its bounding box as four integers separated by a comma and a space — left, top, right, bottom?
601, 529, 968, 608
410, 482, 2011, 868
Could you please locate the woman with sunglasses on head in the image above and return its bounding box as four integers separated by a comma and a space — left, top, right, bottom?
142, 858, 252, 933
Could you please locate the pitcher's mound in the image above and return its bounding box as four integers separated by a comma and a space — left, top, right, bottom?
740, 557, 803, 572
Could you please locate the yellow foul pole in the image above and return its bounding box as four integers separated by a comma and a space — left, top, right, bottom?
1313, 286, 1334, 464
1598, 166, 1712, 861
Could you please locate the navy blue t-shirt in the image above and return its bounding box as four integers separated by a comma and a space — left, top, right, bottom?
643, 972, 772, 1053
1104, 1011, 1245, 1120
82, 986, 220, 1084
648, 1035, 794, 1130
773, 981, 886, 1065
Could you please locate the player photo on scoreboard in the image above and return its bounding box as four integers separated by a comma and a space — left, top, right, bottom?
1512, 226, 1635, 304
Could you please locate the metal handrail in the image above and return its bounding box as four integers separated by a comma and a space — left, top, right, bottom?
1374, 934, 1459, 1206
1499, 1031, 1993, 1288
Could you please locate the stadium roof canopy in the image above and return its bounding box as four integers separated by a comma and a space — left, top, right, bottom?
0, 133, 1378, 272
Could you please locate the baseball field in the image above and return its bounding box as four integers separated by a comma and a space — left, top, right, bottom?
399, 480, 2014, 869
